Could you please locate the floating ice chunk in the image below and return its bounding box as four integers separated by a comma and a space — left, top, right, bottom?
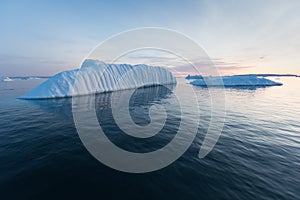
186, 74, 203, 79
2, 77, 13, 82
190, 75, 282, 87
20, 59, 176, 99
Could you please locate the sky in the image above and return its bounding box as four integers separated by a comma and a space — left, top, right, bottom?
0, 0, 299, 76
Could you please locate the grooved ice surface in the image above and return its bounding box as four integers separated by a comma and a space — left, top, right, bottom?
20, 59, 176, 99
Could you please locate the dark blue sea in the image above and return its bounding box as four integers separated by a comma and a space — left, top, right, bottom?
0, 77, 299, 199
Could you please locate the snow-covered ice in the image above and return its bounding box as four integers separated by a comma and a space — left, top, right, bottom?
190, 75, 282, 87
20, 59, 176, 99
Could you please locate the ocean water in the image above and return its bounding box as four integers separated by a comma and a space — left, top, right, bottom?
0, 77, 299, 199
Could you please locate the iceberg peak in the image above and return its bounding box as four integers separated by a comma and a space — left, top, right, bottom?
81, 59, 106, 69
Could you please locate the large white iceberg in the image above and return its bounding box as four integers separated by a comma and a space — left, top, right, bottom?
190, 75, 282, 87
20, 59, 176, 99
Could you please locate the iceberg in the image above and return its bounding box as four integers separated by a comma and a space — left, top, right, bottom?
186, 74, 203, 80
20, 59, 176, 99
2, 77, 13, 82
1, 76, 50, 82
190, 75, 282, 87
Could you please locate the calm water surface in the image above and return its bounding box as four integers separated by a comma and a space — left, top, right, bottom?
0, 77, 299, 199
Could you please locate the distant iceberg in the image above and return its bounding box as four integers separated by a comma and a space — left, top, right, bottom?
20, 59, 176, 99
190, 75, 282, 87
186, 74, 203, 80
1, 76, 50, 82
2, 77, 13, 82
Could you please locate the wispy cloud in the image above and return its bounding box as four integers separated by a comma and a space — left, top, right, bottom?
113, 51, 256, 76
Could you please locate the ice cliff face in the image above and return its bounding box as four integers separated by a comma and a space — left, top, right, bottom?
20, 60, 176, 99
190, 75, 282, 87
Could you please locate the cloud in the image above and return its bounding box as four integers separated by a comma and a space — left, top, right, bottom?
113, 51, 256, 76
169, 57, 255, 76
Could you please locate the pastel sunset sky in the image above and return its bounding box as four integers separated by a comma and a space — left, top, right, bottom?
0, 0, 299, 76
